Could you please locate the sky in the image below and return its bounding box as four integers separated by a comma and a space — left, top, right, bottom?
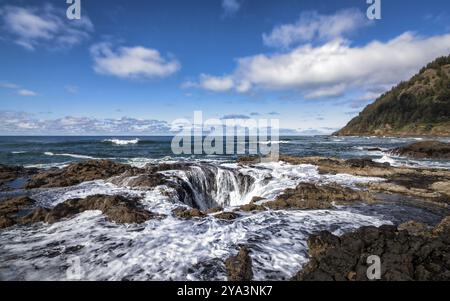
0, 0, 450, 135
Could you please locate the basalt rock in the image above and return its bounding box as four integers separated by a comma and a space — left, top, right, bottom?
0, 165, 37, 189
21, 195, 160, 225
225, 247, 254, 281
206, 207, 223, 214
0, 196, 36, 229
243, 155, 450, 206
391, 141, 450, 159
26, 160, 140, 189
250, 196, 265, 203
126, 173, 168, 189
293, 217, 450, 281
398, 221, 430, 236
214, 212, 240, 221
172, 208, 206, 219
239, 203, 267, 212
345, 158, 390, 169
265, 183, 374, 210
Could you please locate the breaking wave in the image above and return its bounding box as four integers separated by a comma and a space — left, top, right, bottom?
103, 138, 140, 145
44, 152, 96, 160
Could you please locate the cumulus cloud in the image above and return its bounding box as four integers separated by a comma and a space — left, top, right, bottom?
90, 43, 181, 79
263, 9, 368, 48
222, 0, 241, 16
198, 74, 234, 92
0, 111, 172, 135
190, 32, 450, 99
0, 4, 93, 50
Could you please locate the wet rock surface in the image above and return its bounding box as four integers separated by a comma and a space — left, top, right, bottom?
293, 216, 450, 281
214, 211, 240, 221
26, 160, 140, 189
172, 207, 206, 219
391, 141, 450, 159
0, 196, 35, 229
238, 155, 450, 210
0, 165, 37, 190
20, 195, 162, 226
265, 183, 374, 210
239, 203, 267, 212
225, 247, 254, 281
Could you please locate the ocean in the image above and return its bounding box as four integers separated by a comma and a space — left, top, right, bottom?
1, 135, 449, 169
0, 135, 449, 280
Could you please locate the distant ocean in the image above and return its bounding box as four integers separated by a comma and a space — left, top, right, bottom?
1, 135, 449, 169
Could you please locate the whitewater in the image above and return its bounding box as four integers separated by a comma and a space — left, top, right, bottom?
0, 158, 440, 281
0, 135, 448, 280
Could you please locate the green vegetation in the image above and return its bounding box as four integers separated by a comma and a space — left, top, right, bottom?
337, 55, 450, 136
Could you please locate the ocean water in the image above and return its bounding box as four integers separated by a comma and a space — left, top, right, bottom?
0, 135, 448, 280
1, 135, 449, 168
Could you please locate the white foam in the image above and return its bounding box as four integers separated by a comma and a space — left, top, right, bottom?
43, 152, 96, 159
103, 138, 140, 145
0, 198, 391, 280
259, 140, 290, 145
0, 159, 393, 281
24, 162, 71, 169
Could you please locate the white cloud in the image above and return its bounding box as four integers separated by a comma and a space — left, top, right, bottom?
304, 84, 347, 99
263, 9, 368, 48
91, 43, 181, 79
222, 0, 241, 16
0, 4, 93, 50
1, 81, 38, 96
17, 89, 37, 96
198, 74, 234, 92
191, 32, 450, 99
0, 111, 172, 135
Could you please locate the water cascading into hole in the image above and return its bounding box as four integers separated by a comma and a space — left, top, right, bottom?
171, 164, 256, 210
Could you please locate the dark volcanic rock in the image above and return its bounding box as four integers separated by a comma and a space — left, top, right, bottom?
21, 195, 161, 225
126, 173, 168, 189
391, 141, 450, 159
225, 247, 253, 281
0, 196, 36, 229
345, 158, 390, 168
0, 216, 15, 229
206, 207, 223, 214
0, 165, 31, 182
20, 207, 51, 225
293, 217, 450, 281
26, 160, 139, 189
239, 203, 266, 212
265, 183, 374, 210
237, 156, 262, 165
0, 165, 37, 189
172, 207, 206, 219
214, 212, 240, 221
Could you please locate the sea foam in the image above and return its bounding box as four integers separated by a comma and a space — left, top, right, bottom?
103, 138, 140, 145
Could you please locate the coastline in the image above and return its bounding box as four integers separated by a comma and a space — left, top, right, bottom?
1, 146, 449, 280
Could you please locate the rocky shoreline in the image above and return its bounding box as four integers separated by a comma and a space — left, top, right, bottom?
1, 143, 449, 281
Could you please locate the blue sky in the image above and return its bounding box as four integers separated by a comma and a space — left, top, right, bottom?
0, 0, 450, 135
